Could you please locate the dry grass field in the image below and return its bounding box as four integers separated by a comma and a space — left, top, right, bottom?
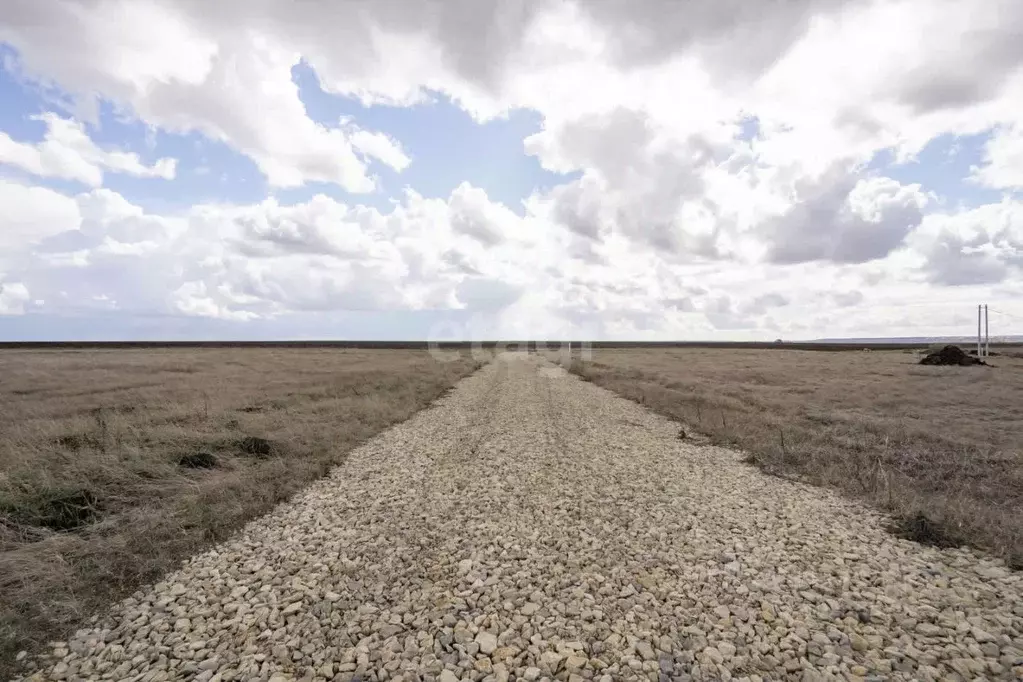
569, 347, 1023, 568
0, 348, 483, 676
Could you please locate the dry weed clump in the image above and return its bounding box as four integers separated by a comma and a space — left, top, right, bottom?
0, 347, 484, 677
567, 347, 1023, 568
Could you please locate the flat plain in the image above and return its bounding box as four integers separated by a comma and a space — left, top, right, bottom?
12, 354, 1023, 682
568, 346, 1023, 568
0, 348, 483, 677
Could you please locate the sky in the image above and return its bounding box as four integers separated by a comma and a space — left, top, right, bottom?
0, 0, 1022, 341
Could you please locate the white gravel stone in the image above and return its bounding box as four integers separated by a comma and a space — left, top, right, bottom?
13, 354, 1023, 681
475, 631, 498, 654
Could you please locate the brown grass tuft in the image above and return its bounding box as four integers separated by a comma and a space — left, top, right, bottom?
0, 347, 485, 677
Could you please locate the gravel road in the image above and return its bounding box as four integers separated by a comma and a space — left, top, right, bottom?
17, 354, 1023, 681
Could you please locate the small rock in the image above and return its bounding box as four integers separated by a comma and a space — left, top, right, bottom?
702, 646, 724, 665
521, 602, 541, 616
972, 627, 996, 643
475, 631, 498, 654
636, 641, 656, 660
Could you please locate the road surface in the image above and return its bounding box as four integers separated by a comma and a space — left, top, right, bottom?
19, 354, 1023, 681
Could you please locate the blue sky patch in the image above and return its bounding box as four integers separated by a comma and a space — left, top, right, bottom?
868, 131, 1005, 210
0, 50, 576, 217
292, 61, 578, 214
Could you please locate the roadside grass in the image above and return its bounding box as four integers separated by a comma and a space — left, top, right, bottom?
0, 348, 485, 677
565, 347, 1023, 568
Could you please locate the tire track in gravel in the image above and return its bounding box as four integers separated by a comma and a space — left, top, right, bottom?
16, 353, 1023, 682
446, 360, 507, 464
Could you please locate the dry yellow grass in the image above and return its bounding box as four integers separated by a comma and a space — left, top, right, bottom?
568, 347, 1023, 568
0, 347, 484, 676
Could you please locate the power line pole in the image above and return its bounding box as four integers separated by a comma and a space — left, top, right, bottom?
985, 304, 990, 357
978, 304, 982, 357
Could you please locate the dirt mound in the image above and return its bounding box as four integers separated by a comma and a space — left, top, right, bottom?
919, 345, 987, 366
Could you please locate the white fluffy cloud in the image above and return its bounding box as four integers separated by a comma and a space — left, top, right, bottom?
760, 172, 928, 264
1, 0, 1022, 338
0, 179, 82, 251
0, 113, 175, 185
0, 179, 1018, 338
909, 200, 1023, 286
0, 281, 30, 314
972, 125, 1023, 190
0, 1, 410, 191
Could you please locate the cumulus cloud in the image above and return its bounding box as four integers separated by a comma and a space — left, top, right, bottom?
881, 1, 1023, 116
572, 0, 849, 76
170, 281, 258, 321
0, 182, 530, 321
910, 200, 1023, 286
0, 113, 175, 185
225, 195, 388, 259
0, 2, 410, 191
832, 290, 865, 308
0, 281, 31, 314
972, 125, 1023, 190
344, 122, 412, 172
1, 0, 1023, 338
0, 179, 82, 252
448, 183, 519, 247
525, 109, 735, 260
761, 170, 927, 264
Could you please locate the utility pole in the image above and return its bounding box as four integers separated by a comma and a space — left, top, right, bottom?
985, 304, 990, 358
978, 304, 982, 357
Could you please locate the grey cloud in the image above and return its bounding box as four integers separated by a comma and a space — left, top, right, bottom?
920, 229, 1018, 286
549, 175, 605, 241
691, 292, 791, 330
575, 0, 851, 79
552, 109, 653, 184
0, 1, 398, 191
536, 177, 608, 264
455, 277, 523, 310
570, 278, 647, 298
833, 107, 885, 139
450, 210, 504, 246
233, 214, 364, 258
165, 0, 853, 97
117, 0, 554, 101
762, 166, 925, 265
540, 109, 729, 259
565, 239, 609, 265
442, 249, 483, 275
35, 229, 93, 253
860, 269, 886, 287
231, 261, 405, 312
891, 2, 1023, 115
448, 185, 510, 246
662, 297, 697, 312
832, 290, 864, 308
703, 295, 755, 330
742, 293, 789, 315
